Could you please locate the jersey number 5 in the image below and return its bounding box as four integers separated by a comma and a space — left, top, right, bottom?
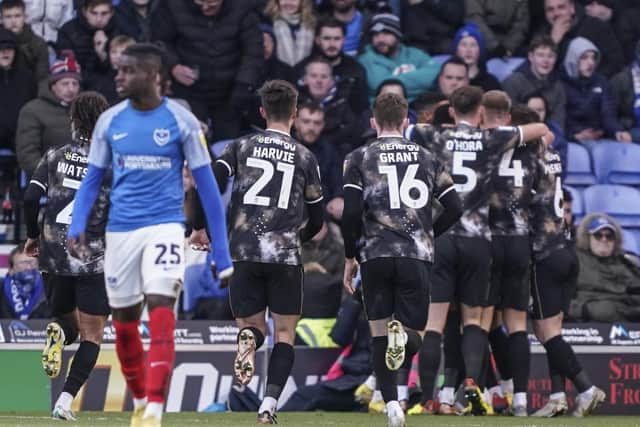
55, 178, 81, 225
243, 157, 295, 209
379, 164, 429, 209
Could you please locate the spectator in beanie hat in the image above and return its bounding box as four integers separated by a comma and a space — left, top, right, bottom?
452, 22, 501, 92
358, 13, 439, 103
16, 51, 80, 177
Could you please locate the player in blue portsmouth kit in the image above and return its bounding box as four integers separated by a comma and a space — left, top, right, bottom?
67, 43, 232, 427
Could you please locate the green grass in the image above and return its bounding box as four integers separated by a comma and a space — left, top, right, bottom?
0, 412, 639, 427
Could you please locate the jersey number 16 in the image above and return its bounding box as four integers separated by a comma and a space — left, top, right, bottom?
379, 164, 429, 209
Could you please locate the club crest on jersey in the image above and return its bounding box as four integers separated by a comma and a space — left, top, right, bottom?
153, 128, 171, 146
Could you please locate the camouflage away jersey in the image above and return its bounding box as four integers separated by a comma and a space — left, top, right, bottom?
30, 143, 111, 275
342, 136, 455, 263
530, 146, 567, 261
411, 123, 523, 240
217, 129, 323, 266
488, 142, 541, 236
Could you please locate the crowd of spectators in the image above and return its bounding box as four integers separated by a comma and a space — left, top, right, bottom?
1, 0, 640, 323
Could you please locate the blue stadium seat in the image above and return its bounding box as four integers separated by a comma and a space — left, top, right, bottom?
564, 143, 596, 187
486, 57, 526, 82
564, 185, 584, 223
591, 141, 640, 186
583, 184, 640, 228
623, 229, 640, 255
431, 54, 451, 65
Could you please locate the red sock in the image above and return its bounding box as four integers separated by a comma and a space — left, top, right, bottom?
146, 307, 176, 404
114, 319, 146, 399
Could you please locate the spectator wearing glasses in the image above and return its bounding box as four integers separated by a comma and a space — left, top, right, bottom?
568, 214, 640, 322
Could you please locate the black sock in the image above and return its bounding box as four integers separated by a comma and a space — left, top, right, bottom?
508, 331, 530, 394
546, 349, 566, 394
419, 331, 441, 403
372, 336, 397, 402
55, 316, 78, 346
462, 325, 487, 383
239, 326, 265, 349
396, 334, 420, 388
489, 326, 512, 380
443, 314, 464, 387
63, 341, 100, 397
478, 344, 492, 389
265, 343, 294, 399
543, 335, 591, 393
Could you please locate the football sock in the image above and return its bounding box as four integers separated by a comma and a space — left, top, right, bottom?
419, 331, 442, 403
55, 392, 73, 411
508, 331, 530, 394
63, 340, 100, 397
489, 326, 512, 380
443, 313, 464, 387
114, 319, 146, 399
477, 344, 490, 389
462, 325, 487, 383
396, 331, 420, 391
364, 374, 377, 390
239, 326, 265, 349
372, 336, 397, 402
146, 307, 176, 406
544, 335, 592, 393
546, 349, 566, 394
55, 316, 78, 346
265, 342, 294, 399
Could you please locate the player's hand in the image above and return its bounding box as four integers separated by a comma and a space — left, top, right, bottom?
24, 237, 39, 257
343, 257, 358, 295
550, 17, 571, 44
304, 261, 328, 274
211, 261, 233, 289
190, 228, 211, 251
172, 64, 198, 87
67, 233, 90, 261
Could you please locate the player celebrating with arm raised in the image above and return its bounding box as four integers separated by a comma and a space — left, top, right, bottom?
342, 92, 463, 427
67, 43, 232, 427
23, 91, 110, 421
210, 80, 324, 424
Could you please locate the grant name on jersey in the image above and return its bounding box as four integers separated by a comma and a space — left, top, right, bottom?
379, 142, 420, 162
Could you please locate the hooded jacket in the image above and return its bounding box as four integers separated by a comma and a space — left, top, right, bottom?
15, 86, 72, 177
562, 37, 623, 138
24, 0, 75, 44
0, 64, 38, 151
14, 24, 50, 82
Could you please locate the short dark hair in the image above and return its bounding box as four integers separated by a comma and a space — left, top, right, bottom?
510, 104, 540, 126
122, 42, 170, 93
258, 80, 299, 122
432, 103, 454, 127
411, 91, 447, 114
315, 16, 345, 37
297, 101, 324, 116
373, 92, 408, 130
528, 34, 557, 53
83, 0, 113, 9
439, 56, 468, 77
8, 243, 25, 269
71, 91, 109, 141
524, 91, 549, 112
0, 0, 25, 12
304, 56, 333, 75
450, 86, 484, 116
375, 78, 407, 98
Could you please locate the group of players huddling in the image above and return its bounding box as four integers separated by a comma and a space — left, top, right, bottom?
22, 42, 604, 427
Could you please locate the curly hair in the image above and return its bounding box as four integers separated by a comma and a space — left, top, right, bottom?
70, 91, 109, 142
264, 0, 317, 29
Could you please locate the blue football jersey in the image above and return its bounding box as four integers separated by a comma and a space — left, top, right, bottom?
88, 98, 211, 231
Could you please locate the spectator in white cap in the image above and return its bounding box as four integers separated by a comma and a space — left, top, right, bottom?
357, 12, 439, 103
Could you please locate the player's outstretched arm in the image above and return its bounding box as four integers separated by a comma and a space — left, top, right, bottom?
191, 164, 233, 279
520, 123, 550, 144
433, 188, 463, 237
342, 186, 364, 294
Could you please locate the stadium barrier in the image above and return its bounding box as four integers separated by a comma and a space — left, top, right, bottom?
1, 320, 640, 414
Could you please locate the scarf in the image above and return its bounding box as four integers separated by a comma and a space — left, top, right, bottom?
3, 269, 44, 320
632, 62, 640, 127
274, 15, 314, 67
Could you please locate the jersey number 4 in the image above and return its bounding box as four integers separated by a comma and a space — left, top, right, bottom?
379, 164, 429, 209
55, 178, 81, 225
243, 157, 295, 209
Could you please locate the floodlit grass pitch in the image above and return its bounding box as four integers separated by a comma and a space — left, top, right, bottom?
0, 413, 639, 427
